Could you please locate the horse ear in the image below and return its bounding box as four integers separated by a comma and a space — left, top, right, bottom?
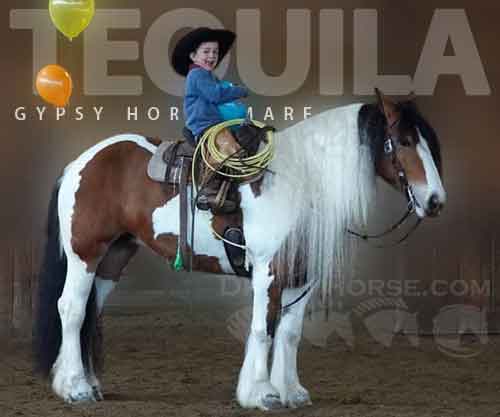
375, 88, 400, 125
375, 88, 390, 118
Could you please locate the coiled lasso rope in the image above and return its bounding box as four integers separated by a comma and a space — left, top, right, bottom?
191, 118, 275, 186
190, 119, 275, 250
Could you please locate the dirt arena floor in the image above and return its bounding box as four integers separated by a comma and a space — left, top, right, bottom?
1, 295, 500, 417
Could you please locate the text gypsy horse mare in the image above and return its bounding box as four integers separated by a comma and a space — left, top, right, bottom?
34, 95, 445, 410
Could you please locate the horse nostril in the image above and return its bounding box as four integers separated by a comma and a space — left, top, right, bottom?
427, 194, 443, 216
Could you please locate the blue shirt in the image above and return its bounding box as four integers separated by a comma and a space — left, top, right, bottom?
184, 67, 248, 137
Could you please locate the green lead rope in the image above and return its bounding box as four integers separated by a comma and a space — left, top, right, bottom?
171, 243, 184, 271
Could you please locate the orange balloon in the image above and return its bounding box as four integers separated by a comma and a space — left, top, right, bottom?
36, 65, 73, 107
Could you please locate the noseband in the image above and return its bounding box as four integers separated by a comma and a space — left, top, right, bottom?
347, 117, 422, 247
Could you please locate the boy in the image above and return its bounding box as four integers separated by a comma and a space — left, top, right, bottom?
172, 27, 248, 213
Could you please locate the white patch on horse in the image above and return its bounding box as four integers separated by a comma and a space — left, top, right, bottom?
411, 132, 446, 217
94, 276, 117, 314
417, 133, 446, 201
151, 192, 233, 274
51, 256, 96, 402
240, 183, 296, 260
270, 285, 313, 407
236, 260, 280, 410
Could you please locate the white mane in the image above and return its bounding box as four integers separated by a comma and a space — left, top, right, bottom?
266, 104, 376, 297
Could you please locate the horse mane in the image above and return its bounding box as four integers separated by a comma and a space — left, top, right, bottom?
268, 104, 376, 298
358, 103, 386, 164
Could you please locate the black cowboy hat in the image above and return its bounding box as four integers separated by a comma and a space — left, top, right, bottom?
171, 27, 236, 76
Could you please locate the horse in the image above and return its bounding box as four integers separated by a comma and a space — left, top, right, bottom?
34, 91, 445, 410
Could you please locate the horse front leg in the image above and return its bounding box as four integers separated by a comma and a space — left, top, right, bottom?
270, 285, 313, 408
236, 261, 282, 410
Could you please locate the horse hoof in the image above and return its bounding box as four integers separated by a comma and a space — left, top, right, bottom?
66, 391, 97, 404
53, 372, 96, 404
288, 392, 312, 408
261, 393, 283, 410
92, 386, 104, 401
286, 386, 312, 408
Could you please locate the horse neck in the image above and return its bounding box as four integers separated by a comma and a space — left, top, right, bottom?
258, 103, 373, 212
239, 104, 376, 293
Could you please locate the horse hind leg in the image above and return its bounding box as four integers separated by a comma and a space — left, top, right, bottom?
94, 234, 139, 314
52, 254, 98, 403
86, 234, 139, 399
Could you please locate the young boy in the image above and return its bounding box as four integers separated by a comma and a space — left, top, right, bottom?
172, 27, 248, 213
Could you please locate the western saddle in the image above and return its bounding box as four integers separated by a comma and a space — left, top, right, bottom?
146, 123, 272, 277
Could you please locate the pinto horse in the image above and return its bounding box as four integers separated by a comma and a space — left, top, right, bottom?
34, 92, 445, 410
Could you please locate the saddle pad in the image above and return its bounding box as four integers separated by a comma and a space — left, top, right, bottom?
147, 140, 194, 184
147, 141, 172, 182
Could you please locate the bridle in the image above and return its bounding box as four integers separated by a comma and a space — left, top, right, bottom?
347, 115, 422, 248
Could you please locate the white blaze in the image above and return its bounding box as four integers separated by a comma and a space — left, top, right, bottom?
411, 133, 446, 217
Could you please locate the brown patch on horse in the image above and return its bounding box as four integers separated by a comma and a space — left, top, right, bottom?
377, 144, 427, 191
398, 145, 426, 185
266, 279, 283, 338
268, 240, 308, 289
71, 139, 224, 274
191, 253, 224, 273
71, 141, 153, 265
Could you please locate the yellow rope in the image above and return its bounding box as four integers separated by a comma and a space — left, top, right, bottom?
190, 119, 275, 254
191, 119, 275, 188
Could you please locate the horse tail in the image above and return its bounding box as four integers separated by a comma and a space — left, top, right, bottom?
33, 179, 66, 377
34, 178, 101, 377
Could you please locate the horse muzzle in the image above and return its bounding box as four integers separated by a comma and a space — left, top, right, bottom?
424, 193, 444, 217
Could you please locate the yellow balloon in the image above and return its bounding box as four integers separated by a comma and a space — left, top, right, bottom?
49, 0, 95, 41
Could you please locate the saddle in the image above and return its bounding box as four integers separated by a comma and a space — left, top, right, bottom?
147, 139, 195, 183
146, 132, 250, 278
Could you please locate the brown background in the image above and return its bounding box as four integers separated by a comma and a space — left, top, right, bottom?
1, 0, 500, 332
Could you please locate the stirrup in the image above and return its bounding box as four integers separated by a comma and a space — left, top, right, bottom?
223, 227, 251, 277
